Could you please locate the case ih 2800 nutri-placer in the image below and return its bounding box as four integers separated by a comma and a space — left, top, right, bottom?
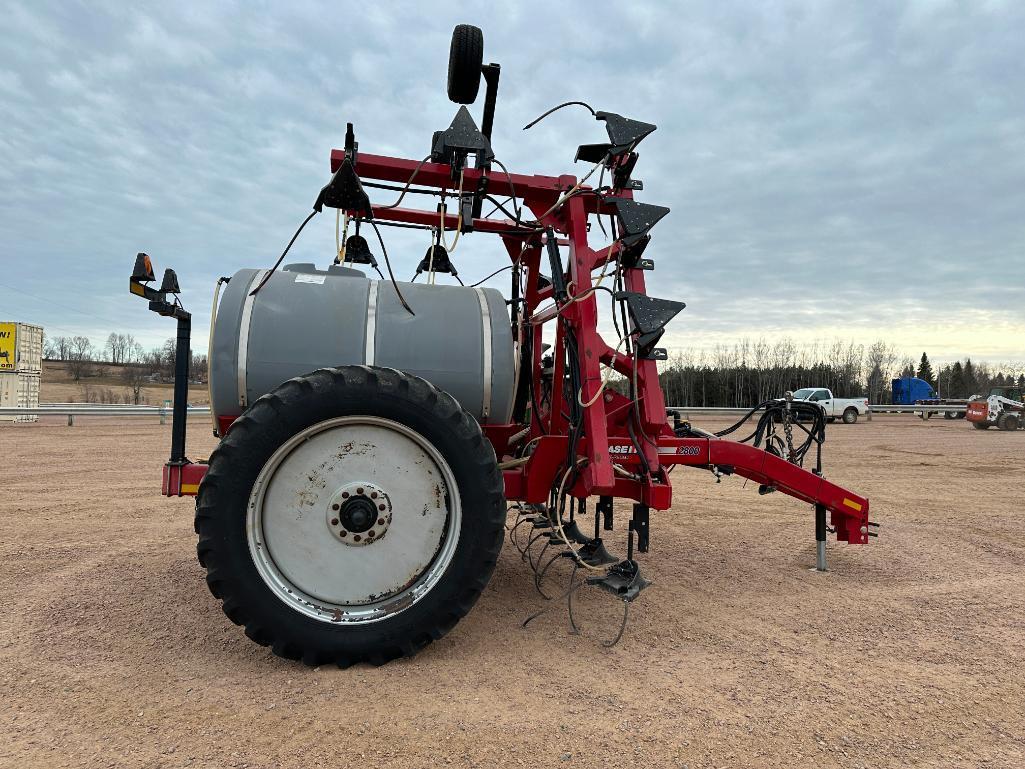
129, 25, 875, 664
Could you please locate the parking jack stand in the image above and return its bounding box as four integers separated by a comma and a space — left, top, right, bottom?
814, 503, 828, 572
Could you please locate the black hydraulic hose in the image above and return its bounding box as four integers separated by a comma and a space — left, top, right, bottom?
523, 100, 597, 130
491, 157, 524, 226
368, 220, 415, 316
482, 195, 520, 223
679, 398, 825, 468
714, 400, 778, 438
249, 209, 318, 296
362, 180, 445, 198
468, 264, 513, 288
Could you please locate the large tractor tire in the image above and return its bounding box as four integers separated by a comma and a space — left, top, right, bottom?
842, 407, 859, 424
195, 366, 506, 666
973, 421, 991, 430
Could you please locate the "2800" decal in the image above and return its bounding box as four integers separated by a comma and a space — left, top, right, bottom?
609, 444, 702, 456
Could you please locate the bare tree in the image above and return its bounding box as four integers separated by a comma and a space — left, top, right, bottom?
898, 356, 916, 379
67, 336, 94, 381
48, 335, 72, 361
119, 337, 149, 404
105, 333, 118, 364
863, 341, 898, 403
190, 352, 208, 383
104, 332, 137, 365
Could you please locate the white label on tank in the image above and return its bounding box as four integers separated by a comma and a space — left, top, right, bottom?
294, 274, 326, 284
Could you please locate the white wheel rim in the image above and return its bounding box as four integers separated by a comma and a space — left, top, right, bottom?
246, 416, 461, 624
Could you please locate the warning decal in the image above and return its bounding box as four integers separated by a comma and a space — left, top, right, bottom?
0, 323, 15, 370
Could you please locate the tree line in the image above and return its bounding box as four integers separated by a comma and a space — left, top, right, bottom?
914, 354, 1025, 400
43, 332, 207, 404
42, 332, 1022, 408
658, 339, 1024, 407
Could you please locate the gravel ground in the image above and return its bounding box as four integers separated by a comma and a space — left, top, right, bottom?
1, 414, 1023, 768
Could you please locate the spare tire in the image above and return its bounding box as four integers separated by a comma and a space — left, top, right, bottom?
447, 24, 483, 104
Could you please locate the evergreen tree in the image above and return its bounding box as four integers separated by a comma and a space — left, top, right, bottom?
917, 352, 935, 386
867, 362, 885, 403
963, 359, 978, 395
949, 361, 965, 398
1018, 374, 1025, 391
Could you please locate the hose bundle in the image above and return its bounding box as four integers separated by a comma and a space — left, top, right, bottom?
678, 397, 827, 471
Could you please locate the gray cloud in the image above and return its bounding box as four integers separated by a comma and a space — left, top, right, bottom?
1, 0, 1023, 361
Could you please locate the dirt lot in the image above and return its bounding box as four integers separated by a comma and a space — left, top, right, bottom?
1, 414, 1023, 768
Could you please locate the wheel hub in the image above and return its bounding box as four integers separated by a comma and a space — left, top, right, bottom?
327, 481, 393, 546
341, 498, 375, 532
248, 416, 460, 622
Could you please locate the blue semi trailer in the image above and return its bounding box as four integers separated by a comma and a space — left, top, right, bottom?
891, 377, 937, 405
892, 376, 971, 419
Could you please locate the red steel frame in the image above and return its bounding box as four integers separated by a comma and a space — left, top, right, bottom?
164, 149, 870, 546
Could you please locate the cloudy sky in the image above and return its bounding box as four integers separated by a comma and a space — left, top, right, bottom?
1, 1, 1023, 363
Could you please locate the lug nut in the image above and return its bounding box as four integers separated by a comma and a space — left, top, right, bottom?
331, 518, 339, 526
332, 503, 340, 511
370, 492, 378, 499
357, 487, 364, 495
377, 518, 385, 526
353, 535, 361, 542
342, 492, 350, 499
339, 531, 347, 537
368, 530, 376, 538
378, 504, 386, 511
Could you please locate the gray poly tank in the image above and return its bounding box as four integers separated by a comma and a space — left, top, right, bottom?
209, 263, 515, 428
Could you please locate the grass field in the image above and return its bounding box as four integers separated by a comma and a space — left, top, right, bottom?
38, 360, 209, 405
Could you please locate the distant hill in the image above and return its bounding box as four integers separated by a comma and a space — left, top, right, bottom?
41, 360, 209, 405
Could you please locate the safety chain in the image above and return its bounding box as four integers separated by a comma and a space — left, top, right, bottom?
783, 391, 796, 463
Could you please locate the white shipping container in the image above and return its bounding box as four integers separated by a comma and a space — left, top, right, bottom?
0, 321, 44, 372
0, 370, 40, 422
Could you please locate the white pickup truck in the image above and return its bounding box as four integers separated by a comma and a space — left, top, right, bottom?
791, 388, 870, 424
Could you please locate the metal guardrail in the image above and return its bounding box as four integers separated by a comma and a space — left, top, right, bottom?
1, 402, 967, 423
0, 404, 211, 425
0, 405, 211, 415
665, 406, 752, 413
867, 404, 967, 414
671, 404, 969, 415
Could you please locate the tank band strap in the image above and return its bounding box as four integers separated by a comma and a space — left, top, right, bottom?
474, 287, 493, 420
237, 269, 269, 408
365, 280, 380, 366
